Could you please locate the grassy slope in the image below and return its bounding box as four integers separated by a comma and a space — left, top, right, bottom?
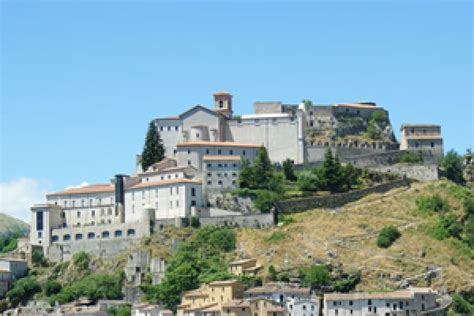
236, 180, 474, 293
0, 213, 29, 236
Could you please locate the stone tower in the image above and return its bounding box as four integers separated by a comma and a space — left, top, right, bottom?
213, 91, 233, 119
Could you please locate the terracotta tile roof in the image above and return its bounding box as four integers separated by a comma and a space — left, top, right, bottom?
139, 166, 190, 176
324, 288, 436, 301
245, 284, 310, 294
129, 178, 201, 189
203, 155, 242, 161
209, 280, 241, 286
222, 300, 251, 308
213, 90, 232, 96
177, 141, 261, 148
47, 184, 114, 196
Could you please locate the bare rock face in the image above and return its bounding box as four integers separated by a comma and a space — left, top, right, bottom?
208, 192, 259, 214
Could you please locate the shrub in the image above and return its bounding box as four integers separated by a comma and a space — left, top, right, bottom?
49, 272, 123, 305
377, 226, 401, 248
31, 247, 47, 267
442, 150, 465, 185
464, 215, 474, 247
190, 216, 200, 228
400, 151, 423, 164
416, 194, 449, 214
297, 171, 320, 192
7, 277, 41, 306
333, 271, 361, 293
464, 197, 474, 216
300, 265, 331, 288
44, 279, 62, 296
433, 215, 463, 240
265, 231, 286, 242
72, 251, 90, 270
254, 190, 279, 213
278, 214, 295, 226
108, 304, 132, 316
452, 294, 474, 314
268, 265, 277, 281
282, 158, 297, 181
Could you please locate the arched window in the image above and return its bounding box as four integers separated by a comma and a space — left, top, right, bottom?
114, 230, 123, 237
87, 232, 95, 239
52, 235, 59, 242
102, 231, 110, 238
219, 100, 223, 108
75, 233, 83, 240
127, 229, 136, 236
63, 234, 71, 241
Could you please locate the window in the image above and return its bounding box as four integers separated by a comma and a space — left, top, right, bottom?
219, 100, 223, 108
206, 149, 210, 154
431, 142, 435, 148
191, 200, 196, 206
75, 233, 83, 240
368, 299, 372, 305
87, 232, 95, 239
36, 211, 44, 231
176, 187, 179, 194
170, 187, 173, 194
175, 126, 179, 131
349, 301, 353, 306
243, 150, 246, 155
91, 210, 95, 217
108, 208, 112, 215
101, 208, 105, 216
63, 234, 71, 241
207, 173, 212, 177
102, 231, 110, 238
207, 181, 212, 185
229, 149, 233, 155
167, 126, 171, 131
160, 126, 163, 131
52, 236, 59, 242
196, 133, 200, 138
191, 188, 196, 196
77, 211, 81, 217
218, 180, 223, 185
64, 200, 67, 207
81, 199, 85, 207
72, 200, 75, 207
233, 163, 237, 168
127, 229, 136, 236
37, 231, 42, 238
114, 230, 123, 237
207, 163, 212, 168
218, 149, 222, 155
187, 149, 191, 154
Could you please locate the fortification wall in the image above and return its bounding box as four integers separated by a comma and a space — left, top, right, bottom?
155, 213, 274, 230
47, 238, 141, 262
275, 179, 408, 214
369, 164, 439, 182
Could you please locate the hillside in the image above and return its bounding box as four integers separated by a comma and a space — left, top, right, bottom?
236, 180, 474, 293
0, 213, 29, 236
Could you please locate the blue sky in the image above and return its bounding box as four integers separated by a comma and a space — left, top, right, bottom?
0, 1, 472, 219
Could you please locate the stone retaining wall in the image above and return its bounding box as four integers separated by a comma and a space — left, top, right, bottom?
275, 179, 408, 214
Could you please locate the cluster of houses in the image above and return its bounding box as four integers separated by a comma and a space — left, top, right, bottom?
0, 256, 28, 299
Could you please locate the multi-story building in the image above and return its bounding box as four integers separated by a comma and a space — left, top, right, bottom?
400, 124, 444, 164
228, 258, 262, 276
0, 258, 28, 298
324, 287, 443, 316
177, 280, 246, 316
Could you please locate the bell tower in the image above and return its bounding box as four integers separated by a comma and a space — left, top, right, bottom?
213, 91, 233, 119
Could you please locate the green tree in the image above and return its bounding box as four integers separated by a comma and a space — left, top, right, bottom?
238, 159, 254, 189
253, 147, 274, 189
297, 171, 320, 192
442, 150, 465, 185
44, 279, 62, 296
7, 277, 41, 306
300, 265, 331, 288
377, 226, 401, 248
141, 121, 165, 172
452, 294, 474, 314
463, 216, 474, 247
343, 163, 361, 190
320, 149, 345, 192
282, 158, 297, 181
72, 251, 90, 270
268, 265, 277, 281
108, 304, 132, 316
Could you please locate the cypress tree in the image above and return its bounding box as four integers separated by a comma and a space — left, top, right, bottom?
238, 159, 254, 189
141, 121, 165, 172
253, 147, 274, 189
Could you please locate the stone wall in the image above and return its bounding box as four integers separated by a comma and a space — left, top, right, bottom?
306, 143, 399, 164
369, 164, 439, 182
275, 179, 408, 214
47, 238, 141, 262
199, 213, 274, 228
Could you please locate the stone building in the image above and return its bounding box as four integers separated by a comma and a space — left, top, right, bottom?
0, 258, 28, 298
324, 287, 444, 316
400, 124, 444, 164
228, 258, 262, 276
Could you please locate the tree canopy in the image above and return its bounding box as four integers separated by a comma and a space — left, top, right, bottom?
141, 121, 165, 172
442, 150, 465, 185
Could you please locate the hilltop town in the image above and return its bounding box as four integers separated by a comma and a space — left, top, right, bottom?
1, 92, 472, 315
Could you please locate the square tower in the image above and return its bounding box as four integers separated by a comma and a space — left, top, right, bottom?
400, 124, 443, 164
213, 91, 233, 119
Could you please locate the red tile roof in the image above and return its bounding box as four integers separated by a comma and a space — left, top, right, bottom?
129, 178, 201, 189
47, 184, 114, 196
